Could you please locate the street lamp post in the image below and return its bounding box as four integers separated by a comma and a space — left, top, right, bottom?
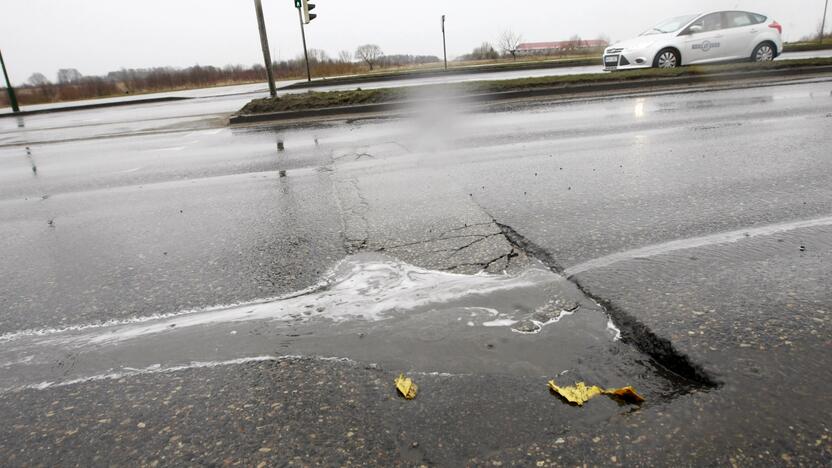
822, 0, 830, 45
253, 0, 277, 97
442, 15, 448, 71
0, 48, 20, 113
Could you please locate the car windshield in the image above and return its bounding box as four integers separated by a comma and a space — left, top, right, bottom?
641, 14, 699, 35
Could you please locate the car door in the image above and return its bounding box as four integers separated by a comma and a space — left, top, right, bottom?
681, 12, 727, 64
721, 11, 757, 59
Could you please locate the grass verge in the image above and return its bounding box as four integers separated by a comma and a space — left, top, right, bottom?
783, 42, 832, 53
238, 57, 832, 116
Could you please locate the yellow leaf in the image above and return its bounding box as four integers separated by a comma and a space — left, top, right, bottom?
548, 380, 644, 406
395, 374, 418, 400
548, 380, 602, 406
601, 386, 645, 404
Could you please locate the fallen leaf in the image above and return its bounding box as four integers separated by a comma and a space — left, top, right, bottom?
601, 386, 645, 404
395, 374, 418, 400
548, 381, 601, 406
548, 380, 644, 406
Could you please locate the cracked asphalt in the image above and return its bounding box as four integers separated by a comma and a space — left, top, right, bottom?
1, 78, 832, 465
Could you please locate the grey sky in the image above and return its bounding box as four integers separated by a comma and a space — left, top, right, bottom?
1, 0, 828, 85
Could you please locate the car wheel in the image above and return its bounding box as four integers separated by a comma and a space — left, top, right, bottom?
653, 48, 680, 69
752, 42, 776, 62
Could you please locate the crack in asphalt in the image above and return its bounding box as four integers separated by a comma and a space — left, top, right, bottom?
333, 151, 375, 161
494, 221, 720, 389
378, 232, 502, 254
328, 151, 371, 254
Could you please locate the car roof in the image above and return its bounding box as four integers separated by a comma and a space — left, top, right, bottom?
699, 10, 767, 17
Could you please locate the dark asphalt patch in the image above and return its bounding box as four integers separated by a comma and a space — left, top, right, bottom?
495, 221, 720, 389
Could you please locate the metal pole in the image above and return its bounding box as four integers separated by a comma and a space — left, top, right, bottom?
821, 0, 829, 45
254, 0, 276, 97
297, 7, 312, 82
0, 49, 20, 113
442, 15, 448, 71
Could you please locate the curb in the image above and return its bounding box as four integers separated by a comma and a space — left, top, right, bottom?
230, 65, 832, 125
279, 59, 600, 90
0, 96, 192, 118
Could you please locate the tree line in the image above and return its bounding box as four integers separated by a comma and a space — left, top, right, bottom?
1, 46, 439, 107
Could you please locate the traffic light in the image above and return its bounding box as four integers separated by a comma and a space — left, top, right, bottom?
302, 0, 316, 23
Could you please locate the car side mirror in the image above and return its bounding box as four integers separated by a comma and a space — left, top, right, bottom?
688, 24, 703, 34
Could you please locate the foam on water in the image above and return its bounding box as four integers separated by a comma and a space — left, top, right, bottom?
483, 319, 519, 327
2, 254, 558, 347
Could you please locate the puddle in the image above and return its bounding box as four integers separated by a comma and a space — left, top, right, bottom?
0, 254, 684, 397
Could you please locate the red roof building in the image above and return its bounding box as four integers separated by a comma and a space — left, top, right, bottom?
516, 40, 607, 54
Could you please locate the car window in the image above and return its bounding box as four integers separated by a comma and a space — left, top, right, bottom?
641, 14, 699, 35
724, 12, 752, 28
749, 13, 767, 25
686, 12, 723, 33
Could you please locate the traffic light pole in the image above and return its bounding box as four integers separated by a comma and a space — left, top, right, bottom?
0, 49, 20, 113
441, 15, 448, 71
253, 0, 277, 97
297, 7, 312, 82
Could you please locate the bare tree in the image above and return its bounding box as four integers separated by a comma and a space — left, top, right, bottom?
27, 73, 50, 86
467, 42, 499, 61
338, 50, 353, 63
355, 44, 383, 71
597, 34, 611, 47
26, 72, 57, 101
568, 34, 584, 51
56, 68, 83, 84
498, 29, 523, 60
306, 48, 330, 64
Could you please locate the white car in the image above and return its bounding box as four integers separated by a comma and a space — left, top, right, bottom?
603, 11, 783, 71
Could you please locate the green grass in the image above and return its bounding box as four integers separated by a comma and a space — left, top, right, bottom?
783, 42, 832, 53
240, 88, 407, 114
239, 57, 832, 115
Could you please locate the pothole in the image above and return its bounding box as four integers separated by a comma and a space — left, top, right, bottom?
0, 252, 709, 401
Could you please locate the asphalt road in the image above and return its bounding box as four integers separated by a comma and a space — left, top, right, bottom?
1, 77, 831, 465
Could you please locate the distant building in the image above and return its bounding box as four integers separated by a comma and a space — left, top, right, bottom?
516, 40, 607, 55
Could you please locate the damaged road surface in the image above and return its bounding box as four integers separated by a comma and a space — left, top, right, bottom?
0, 252, 684, 396
1, 80, 832, 465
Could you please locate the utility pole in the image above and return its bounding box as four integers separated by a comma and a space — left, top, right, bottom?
253, 0, 277, 97
0, 49, 20, 113
822, 0, 830, 45
441, 15, 448, 71
297, 5, 312, 82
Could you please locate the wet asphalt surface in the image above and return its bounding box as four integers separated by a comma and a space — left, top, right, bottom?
1, 77, 832, 465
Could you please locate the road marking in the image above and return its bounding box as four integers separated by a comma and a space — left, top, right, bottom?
565, 215, 832, 277
1, 355, 366, 393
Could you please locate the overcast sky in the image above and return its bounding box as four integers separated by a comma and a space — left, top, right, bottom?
1, 0, 829, 84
